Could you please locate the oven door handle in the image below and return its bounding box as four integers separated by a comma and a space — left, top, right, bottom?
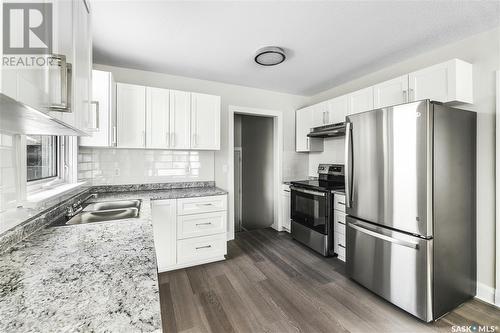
290, 186, 326, 197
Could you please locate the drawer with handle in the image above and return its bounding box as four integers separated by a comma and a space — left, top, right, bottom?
334, 193, 346, 212
337, 244, 346, 261
336, 232, 346, 247
177, 211, 227, 239
177, 233, 227, 265
177, 194, 227, 215
334, 212, 346, 235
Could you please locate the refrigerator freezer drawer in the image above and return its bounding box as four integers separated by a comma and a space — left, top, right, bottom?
346, 216, 433, 322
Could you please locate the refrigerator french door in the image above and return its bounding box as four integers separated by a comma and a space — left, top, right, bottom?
345, 100, 476, 322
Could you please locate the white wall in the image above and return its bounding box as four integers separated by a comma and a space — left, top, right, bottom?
93, 64, 310, 188
307, 26, 500, 301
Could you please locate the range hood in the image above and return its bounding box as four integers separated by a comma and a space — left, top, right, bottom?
0, 93, 86, 136
307, 122, 346, 138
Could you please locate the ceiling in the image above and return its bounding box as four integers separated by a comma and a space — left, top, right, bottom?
92, 1, 500, 96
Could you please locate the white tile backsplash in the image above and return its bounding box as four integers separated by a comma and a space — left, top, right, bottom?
78, 148, 215, 185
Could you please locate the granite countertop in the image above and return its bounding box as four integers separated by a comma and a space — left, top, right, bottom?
0, 185, 227, 332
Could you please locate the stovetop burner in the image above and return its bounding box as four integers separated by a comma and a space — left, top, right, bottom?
291, 163, 345, 192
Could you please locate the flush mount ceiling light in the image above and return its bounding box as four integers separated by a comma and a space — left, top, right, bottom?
254, 46, 286, 66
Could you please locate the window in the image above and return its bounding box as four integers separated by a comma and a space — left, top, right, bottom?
26, 135, 58, 182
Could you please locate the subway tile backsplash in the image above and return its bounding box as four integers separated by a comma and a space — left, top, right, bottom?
78, 148, 215, 185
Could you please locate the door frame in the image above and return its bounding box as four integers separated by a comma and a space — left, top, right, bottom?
234, 147, 243, 232
227, 106, 283, 240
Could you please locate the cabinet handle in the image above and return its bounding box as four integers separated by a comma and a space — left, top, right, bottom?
322, 111, 326, 124
112, 126, 117, 146
409, 88, 414, 101
196, 245, 212, 250
338, 221, 345, 225
90, 101, 99, 130
48, 54, 72, 112
197, 203, 213, 206
171, 133, 175, 148
337, 201, 345, 205
166, 132, 170, 147
326, 111, 329, 124
142, 130, 146, 147
196, 222, 212, 226
306, 137, 310, 150
403, 90, 408, 103
338, 244, 345, 249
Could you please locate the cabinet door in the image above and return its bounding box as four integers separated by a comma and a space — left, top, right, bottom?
151, 199, 177, 271
282, 191, 291, 232
80, 70, 114, 147
326, 95, 348, 124
373, 75, 409, 109
73, 0, 92, 132
408, 59, 473, 104
50, 0, 74, 125
117, 83, 146, 148
347, 87, 374, 115
169, 90, 191, 149
191, 93, 220, 150
296, 106, 323, 152
312, 102, 328, 127
146, 87, 170, 149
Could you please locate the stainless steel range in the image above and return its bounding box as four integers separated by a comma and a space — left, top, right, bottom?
290, 164, 344, 256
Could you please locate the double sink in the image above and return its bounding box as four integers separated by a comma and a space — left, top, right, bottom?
64, 198, 141, 225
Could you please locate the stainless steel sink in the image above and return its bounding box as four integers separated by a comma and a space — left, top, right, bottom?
66, 207, 140, 225
57, 199, 142, 226
83, 199, 141, 211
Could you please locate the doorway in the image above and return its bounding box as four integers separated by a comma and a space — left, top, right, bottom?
234, 114, 274, 231
227, 106, 283, 240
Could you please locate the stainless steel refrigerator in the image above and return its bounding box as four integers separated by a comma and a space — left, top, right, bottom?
345, 100, 476, 322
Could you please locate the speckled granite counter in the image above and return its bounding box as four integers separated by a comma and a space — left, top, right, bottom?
0, 184, 227, 332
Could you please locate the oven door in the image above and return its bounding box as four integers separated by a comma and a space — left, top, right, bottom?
290, 186, 329, 234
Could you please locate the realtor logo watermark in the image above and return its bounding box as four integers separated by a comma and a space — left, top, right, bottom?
2, 2, 54, 67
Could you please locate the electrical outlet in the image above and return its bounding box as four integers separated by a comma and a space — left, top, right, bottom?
114, 168, 120, 176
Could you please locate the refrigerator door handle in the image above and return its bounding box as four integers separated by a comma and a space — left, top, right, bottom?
345, 122, 353, 208
349, 222, 419, 249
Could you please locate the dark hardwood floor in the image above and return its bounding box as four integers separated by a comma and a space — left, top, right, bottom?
158, 228, 500, 333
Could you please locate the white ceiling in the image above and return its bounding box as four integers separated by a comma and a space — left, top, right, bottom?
92, 1, 500, 96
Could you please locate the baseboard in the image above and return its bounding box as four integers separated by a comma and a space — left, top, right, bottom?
476, 282, 496, 305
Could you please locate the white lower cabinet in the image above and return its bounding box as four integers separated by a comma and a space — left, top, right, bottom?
281, 184, 291, 232
151, 194, 227, 272
333, 193, 346, 262
151, 199, 177, 270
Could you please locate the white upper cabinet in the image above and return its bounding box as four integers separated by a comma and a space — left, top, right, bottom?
117, 83, 146, 148
327, 95, 349, 124
169, 90, 191, 150
311, 96, 349, 127
190, 93, 220, 150
114, 84, 220, 151
73, 0, 92, 132
312, 102, 329, 127
408, 59, 473, 104
296, 106, 323, 152
1, 0, 92, 133
373, 75, 409, 109
347, 86, 374, 115
146, 87, 170, 149
80, 70, 116, 147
